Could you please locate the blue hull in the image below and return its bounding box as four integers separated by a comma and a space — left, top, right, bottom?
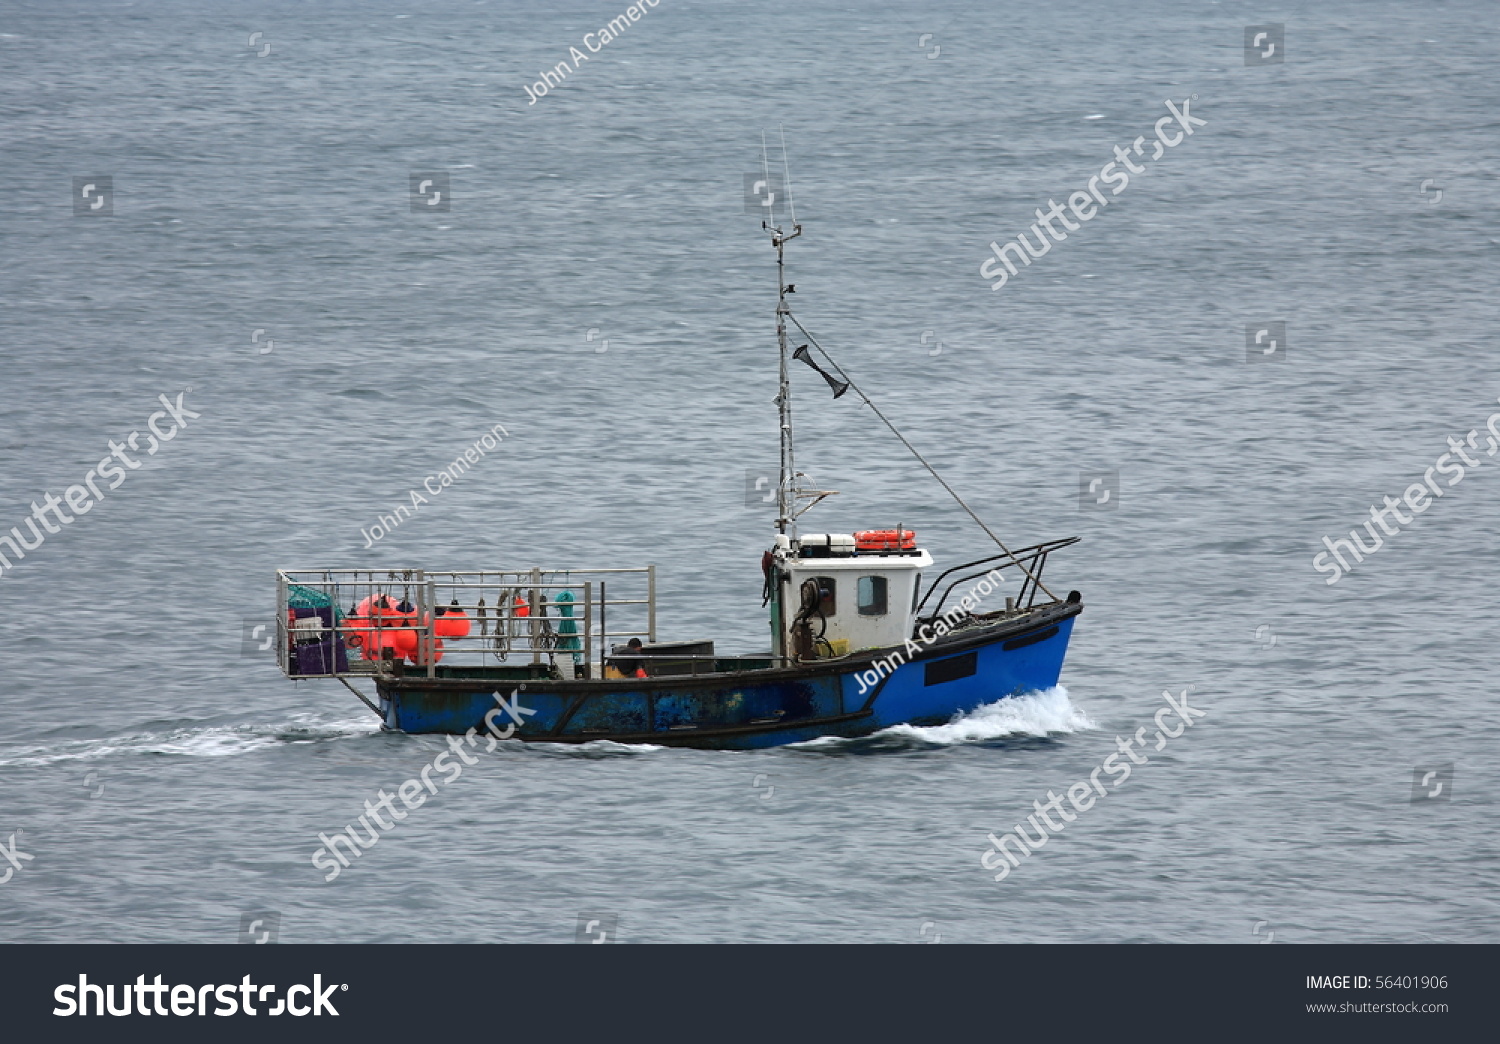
375, 608, 1079, 750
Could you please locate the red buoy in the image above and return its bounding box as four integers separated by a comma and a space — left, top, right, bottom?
361, 628, 401, 661
356, 593, 408, 619
407, 636, 445, 666
433, 605, 471, 638
390, 627, 419, 660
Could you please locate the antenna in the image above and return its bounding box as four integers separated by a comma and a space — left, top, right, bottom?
779, 124, 797, 227
760, 130, 775, 227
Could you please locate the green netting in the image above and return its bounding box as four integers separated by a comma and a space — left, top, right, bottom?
554, 589, 581, 661
287, 583, 344, 620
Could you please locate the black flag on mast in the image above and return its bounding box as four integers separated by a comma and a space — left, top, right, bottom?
792, 344, 849, 399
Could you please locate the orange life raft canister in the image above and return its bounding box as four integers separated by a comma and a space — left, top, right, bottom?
853, 529, 916, 552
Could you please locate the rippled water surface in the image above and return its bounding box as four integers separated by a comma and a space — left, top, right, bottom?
0, 0, 1497, 943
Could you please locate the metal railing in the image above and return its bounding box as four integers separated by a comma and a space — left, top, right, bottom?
913, 537, 1079, 625
275, 566, 656, 680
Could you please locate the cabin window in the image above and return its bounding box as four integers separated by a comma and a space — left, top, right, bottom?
912, 573, 922, 611
857, 575, 888, 616
813, 577, 837, 616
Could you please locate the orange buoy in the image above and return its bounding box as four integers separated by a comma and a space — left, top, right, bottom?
406, 636, 444, 666
390, 627, 419, 660
433, 604, 471, 638
361, 628, 400, 661
356, 593, 409, 619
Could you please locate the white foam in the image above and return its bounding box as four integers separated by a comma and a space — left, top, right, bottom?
796, 686, 1095, 749
888, 686, 1095, 744
532, 738, 665, 755
0, 712, 382, 767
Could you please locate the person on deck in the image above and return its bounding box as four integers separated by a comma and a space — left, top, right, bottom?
609, 637, 649, 679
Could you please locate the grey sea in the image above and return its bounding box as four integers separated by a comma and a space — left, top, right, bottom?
0, 0, 1496, 945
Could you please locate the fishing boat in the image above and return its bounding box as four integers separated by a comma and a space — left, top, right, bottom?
275, 151, 1083, 750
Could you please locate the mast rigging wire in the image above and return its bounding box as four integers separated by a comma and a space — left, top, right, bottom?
784, 311, 1057, 602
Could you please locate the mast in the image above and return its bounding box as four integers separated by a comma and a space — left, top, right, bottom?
764, 130, 801, 534
774, 228, 800, 533
757, 133, 1060, 604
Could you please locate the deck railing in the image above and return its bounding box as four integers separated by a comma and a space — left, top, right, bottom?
275, 567, 656, 680
913, 537, 1079, 626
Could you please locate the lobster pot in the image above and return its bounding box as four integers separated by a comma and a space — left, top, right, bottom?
289, 606, 348, 676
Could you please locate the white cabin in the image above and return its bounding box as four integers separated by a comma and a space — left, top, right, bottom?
772, 531, 932, 660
